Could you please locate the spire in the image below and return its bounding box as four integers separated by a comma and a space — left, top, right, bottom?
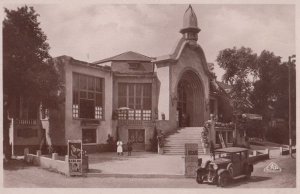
180, 5, 200, 42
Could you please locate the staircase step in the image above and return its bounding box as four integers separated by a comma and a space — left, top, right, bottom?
162, 127, 207, 155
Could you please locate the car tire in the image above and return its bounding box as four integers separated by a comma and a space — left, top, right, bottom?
196, 173, 203, 184
218, 172, 229, 187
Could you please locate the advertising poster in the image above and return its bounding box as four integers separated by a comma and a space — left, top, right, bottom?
68, 140, 82, 176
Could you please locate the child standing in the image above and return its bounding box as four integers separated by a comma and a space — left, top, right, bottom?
127, 141, 133, 156
117, 140, 123, 156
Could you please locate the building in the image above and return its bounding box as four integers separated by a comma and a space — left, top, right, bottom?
8, 5, 235, 155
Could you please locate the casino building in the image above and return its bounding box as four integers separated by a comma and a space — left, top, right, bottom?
8, 5, 237, 155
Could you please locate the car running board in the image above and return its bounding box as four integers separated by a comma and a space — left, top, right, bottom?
232, 175, 247, 180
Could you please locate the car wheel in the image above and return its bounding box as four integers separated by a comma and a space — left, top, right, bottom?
218, 172, 229, 187
196, 173, 203, 184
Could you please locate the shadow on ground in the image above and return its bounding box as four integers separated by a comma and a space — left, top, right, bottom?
3, 159, 32, 171
226, 176, 271, 188
88, 152, 158, 164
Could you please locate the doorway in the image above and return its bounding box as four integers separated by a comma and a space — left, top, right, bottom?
177, 70, 204, 127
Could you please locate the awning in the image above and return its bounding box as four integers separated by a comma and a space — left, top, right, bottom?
242, 113, 262, 120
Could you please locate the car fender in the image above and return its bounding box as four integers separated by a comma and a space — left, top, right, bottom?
204, 160, 211, 169
196, 167, 207, 174
217, 169, 229, 176
226, 163, 234, 177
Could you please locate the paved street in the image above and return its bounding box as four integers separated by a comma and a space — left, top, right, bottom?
3, 154, 296, 188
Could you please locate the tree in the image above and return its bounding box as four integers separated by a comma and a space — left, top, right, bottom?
251, 51, 296, 144
250, 51, 282, 121
216, 47, 257, 113
3, 6, 61, 158
217, 46, 296, 143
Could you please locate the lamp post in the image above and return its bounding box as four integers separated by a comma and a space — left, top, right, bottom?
288, 55, 295, 157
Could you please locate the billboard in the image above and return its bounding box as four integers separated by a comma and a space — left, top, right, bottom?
184, 143, 198, 178
68, 140, 82, 176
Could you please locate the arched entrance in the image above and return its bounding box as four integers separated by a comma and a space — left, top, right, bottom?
177, 70, 204, 127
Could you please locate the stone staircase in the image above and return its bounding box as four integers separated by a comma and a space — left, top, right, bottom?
163, 127, 206, 155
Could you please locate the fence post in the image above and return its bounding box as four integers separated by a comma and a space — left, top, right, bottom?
52, 153, 58, 160
279, 147, 283, 155
265, 148, 270, 158
24, 148, 29, 161
24, 148, 29, 157
253, 150, 257, 156
65, 155, 69, 162
36, 150, 41, 157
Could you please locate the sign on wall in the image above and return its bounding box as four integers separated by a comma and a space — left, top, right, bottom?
184, 143, 198, 178
68, 140, 82, 176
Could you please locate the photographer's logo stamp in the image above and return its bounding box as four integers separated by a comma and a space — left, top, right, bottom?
264, 162, 282, 172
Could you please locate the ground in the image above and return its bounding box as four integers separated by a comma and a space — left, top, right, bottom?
3, 153, 296, 188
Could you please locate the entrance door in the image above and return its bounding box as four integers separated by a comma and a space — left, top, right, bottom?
176, 70, 204, 127
177, 80, 190, 127
128, 129, 145, 151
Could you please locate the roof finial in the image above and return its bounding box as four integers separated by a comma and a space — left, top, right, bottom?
180, 4, 200, 41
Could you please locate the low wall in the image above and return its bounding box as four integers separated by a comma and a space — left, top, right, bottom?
280, 147, 296, 155
24, 149, 88, 176
249, 149, 269, 164
25, 152, 69, 175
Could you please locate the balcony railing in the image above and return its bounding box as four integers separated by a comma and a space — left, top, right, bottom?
15, 119, 38, 125
117, 109, 152, 121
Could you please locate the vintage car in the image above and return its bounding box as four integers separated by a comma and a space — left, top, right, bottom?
196, 147, 253, 187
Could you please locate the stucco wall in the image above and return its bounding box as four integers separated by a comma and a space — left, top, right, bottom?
64, 62, 113, 145
156, 65, 170, 120
112, 74, 156, 150
155, 44, 210, 132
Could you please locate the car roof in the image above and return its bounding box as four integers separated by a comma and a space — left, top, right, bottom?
215, 147, 249, 153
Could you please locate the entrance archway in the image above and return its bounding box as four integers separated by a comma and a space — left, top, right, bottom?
177, 70, 204, 127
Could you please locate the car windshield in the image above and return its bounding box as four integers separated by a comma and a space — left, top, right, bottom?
214, 152, 231, 159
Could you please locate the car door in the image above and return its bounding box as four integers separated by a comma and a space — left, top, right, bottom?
231, 152, 242, 177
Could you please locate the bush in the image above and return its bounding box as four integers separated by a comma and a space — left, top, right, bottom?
149, 128, 158, 152
265, 126, 288, 144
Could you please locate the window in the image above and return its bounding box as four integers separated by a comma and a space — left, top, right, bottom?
128, 63, 140, 70
118, 83, 152, 120
216, 130, 234, 145
16, 96, 38, 120
73, 73, 104, 119
227, 131, 233, 143
82, 128, 96, 144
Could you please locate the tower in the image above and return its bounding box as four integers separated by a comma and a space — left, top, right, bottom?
180, 5, 201, 42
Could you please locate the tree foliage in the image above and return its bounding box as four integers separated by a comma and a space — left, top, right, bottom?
216, 47, 257, 112
3, 6, 61, 108
217, 47, 296, 143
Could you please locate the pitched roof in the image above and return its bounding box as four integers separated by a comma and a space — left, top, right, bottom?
93, 51, 153, 64
216, 81, 232, 91
53, 55, 111, 71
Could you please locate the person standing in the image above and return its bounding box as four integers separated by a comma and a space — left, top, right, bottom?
117, 140, 123, 156
127, 141, 133, 156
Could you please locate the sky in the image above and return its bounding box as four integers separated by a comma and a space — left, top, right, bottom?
2, 3, 295, 81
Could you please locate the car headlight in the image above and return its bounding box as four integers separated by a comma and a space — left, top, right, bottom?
213, 164, 218, 170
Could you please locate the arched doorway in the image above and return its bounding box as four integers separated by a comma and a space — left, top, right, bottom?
177, 70, 204, 127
